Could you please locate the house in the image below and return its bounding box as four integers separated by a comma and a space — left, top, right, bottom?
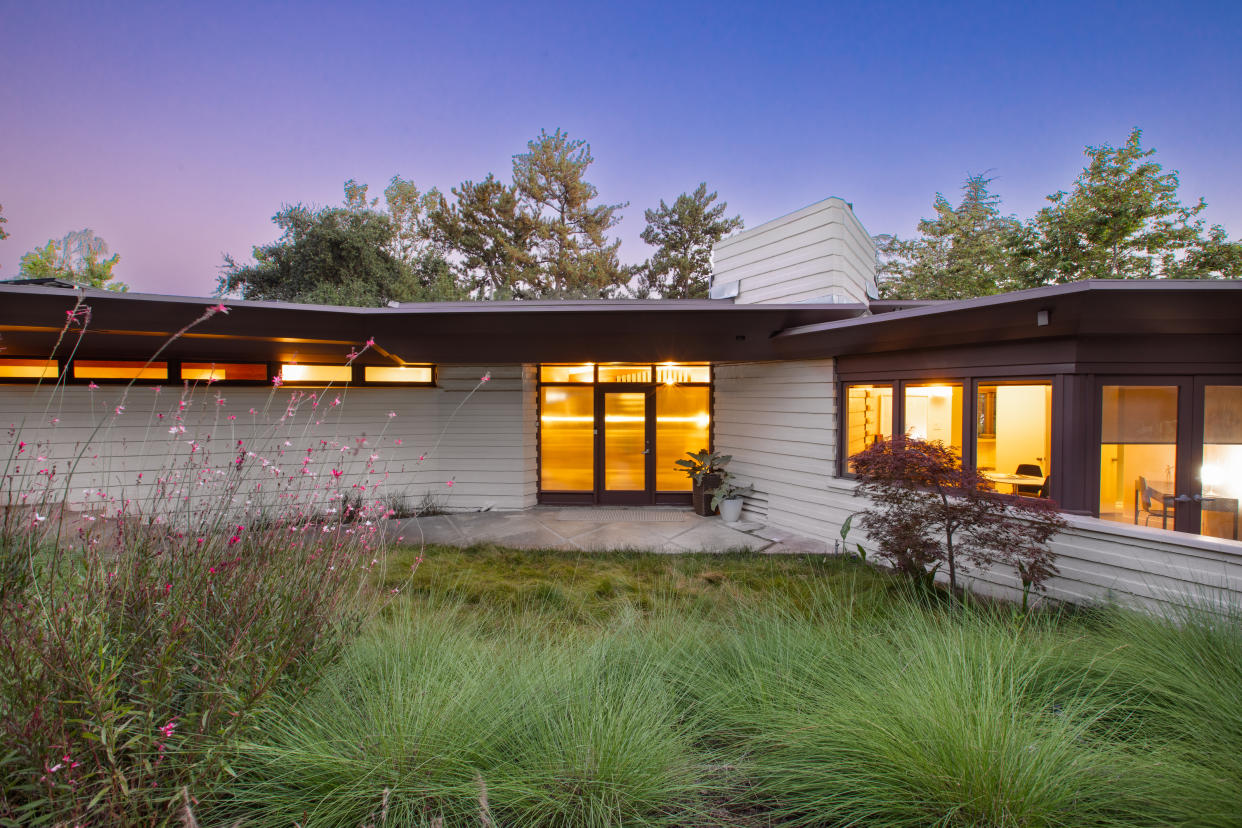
2, 197, 1240, 609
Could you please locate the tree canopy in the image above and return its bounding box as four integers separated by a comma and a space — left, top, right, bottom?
879, 129, 1241, 299
634, 183, 743, 298
18, 229, 128, 291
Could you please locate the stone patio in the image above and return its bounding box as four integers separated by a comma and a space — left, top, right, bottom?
390, 506, 830, 554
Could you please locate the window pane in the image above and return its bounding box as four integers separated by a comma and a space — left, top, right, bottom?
0, 359, 58, 379
74, 361, 168, 380
279, 364, 351, 383
655, 363, 710, 384
364, 365, 433, 384
182, 362, 267, 381
604, 392, 646, 490
656, 385, 710, 491
540, 364, 594, 383
598, 363, 651, 383
904, 384, 963, 454
1202, 385, 1241, 541
976, 383, 1052, 496
1099, 385, 1178, 528
540, 386, 594, 491
846, 384, 893, 470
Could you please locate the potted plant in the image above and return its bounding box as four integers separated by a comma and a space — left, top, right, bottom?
710, 472, 753, 523
676, 449, 731, 516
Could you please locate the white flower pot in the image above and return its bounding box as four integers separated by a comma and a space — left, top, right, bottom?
718, 496, 744, 523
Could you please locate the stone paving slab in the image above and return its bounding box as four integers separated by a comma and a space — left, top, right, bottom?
391, 506, 821, 555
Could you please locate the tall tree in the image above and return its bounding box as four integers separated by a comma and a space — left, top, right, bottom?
512, 129, 629, 297
219, 180, 466, 306
18, 229, 127, 291
1027, 128, 1217, 284
428, 175, 540, 299
878, 174, 1024, 300
634, 183, 743, 298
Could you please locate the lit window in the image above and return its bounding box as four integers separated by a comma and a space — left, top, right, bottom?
364, 365, 433, 384
74, 361, 168, 380
0, 359, 58, 379
540, 386, 594, 490
540, 364, 594, 383
1202, 385, 1242, 541
845, 384, 893, 469
655, 363, 710, 384
655, 385, 710, 491
279, 364, 352, 383
597, 363, 652, 383
1099, 385, 1178, 528
904, 383, 963, 455
975, 382, 1051, 495
181, 362, 267, 382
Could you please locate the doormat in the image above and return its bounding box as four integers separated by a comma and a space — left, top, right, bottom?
556, 509, 688, 523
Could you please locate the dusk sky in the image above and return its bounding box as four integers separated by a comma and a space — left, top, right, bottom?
2, 0, 1239, 296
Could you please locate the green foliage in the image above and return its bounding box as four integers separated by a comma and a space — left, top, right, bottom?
880, 129, 1241, 299
217, 176, 469, 306
708, 471, 753, 511
430, 129, 631, 299
673, 448, 731, 484
0, 202, 9, 244
1029, 127, 1219, 284
427, 174, 540, 299
209, 547, 1242, 827
18, 228, 128, 291
635, 183, 743, 298
878, 174, 1025, 300
219, 177, 465, 306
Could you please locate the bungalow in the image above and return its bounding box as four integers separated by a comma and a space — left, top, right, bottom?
2, 197, 1240, 609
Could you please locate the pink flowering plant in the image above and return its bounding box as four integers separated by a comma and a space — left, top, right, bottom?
0, 294, 489, 824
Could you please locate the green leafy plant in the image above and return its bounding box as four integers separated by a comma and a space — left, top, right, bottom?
708, 471, 753, 511
674, 449, 731, 484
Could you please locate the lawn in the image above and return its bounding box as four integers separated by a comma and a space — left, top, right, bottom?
205, 545, 1242, 828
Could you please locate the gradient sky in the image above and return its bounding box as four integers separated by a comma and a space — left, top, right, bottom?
2, 0, 1239, 296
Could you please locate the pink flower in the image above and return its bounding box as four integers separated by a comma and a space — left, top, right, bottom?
445, 480, 454, 487
88, 381, 99, 389
207, 303, 230, 315
480, 372, 491, 383
272, 375, 283, 387
227, 535, 240, 546
331, 469, 343, 478
366, 337, 375, 347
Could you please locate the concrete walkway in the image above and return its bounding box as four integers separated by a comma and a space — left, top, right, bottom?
390, 506, 829, 554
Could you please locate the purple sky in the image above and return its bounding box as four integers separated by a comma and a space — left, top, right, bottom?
2, 0, 1239, 296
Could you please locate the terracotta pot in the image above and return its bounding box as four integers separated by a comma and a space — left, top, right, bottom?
693, 473, 723, 516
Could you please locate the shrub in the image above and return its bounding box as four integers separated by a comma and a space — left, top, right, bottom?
0, 296, 439, 825
849, 436, 1067, 603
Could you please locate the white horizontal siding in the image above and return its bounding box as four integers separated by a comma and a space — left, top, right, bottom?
820, 477, 1242, 612
711, 198, 877, 305
712, 359, 836, 533
0, 364, 537, 520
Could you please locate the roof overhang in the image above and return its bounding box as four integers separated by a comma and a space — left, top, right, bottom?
773, 280, 1242, 359
0, 285, 868, 364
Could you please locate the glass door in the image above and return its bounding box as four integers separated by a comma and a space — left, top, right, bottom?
599, 389, 651, 504
1097, 378, 1241, 541
1199, 383, 1242, 541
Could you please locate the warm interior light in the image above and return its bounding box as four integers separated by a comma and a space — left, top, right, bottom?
0, 359, 58, 379
280, 364, 352, 383
74, 361, 168, 380
364, 365, 433, 384
182, 362, 267, 381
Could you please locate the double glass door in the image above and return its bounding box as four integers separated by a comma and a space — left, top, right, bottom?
1099, 379, 1241, 541
540, 381, 711, 505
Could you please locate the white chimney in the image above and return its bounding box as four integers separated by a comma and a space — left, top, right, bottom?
709, 197, 878, 305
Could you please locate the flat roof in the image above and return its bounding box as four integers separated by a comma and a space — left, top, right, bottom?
1, 280, 1238, 367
